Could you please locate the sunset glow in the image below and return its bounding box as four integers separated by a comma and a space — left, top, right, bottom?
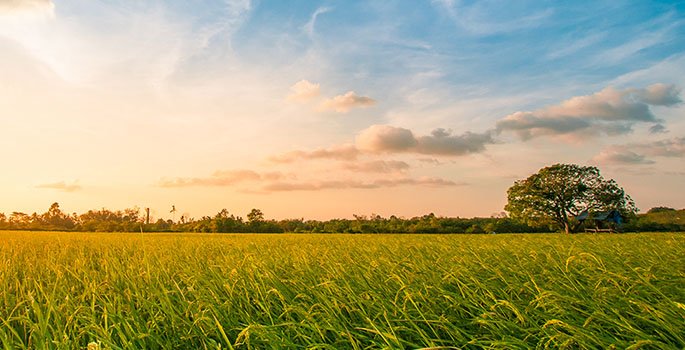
1, 1, 684, 220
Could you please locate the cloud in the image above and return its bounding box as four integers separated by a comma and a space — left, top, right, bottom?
319, 91, 376, 113
269, 125, 494, 163
286, 80, 320, 102
591, 148, 655, 165
35, 181, 81, 192
496, 84, 682, 140
356, 125, 494, 156
356, 125, 417, 152
649, 124, 667, 134
592, 137, 685, 165
635, 137, 685, 158
0, 0, 54, 15
341, 160, 410, 173
269, 144, 359, 163
415, 128, 495, 155
263, 176, 462, 192
159, 170, 283, 187
303, 6, 331, 38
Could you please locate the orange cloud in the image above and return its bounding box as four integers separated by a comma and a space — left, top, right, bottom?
341, 160, 410, 173
159, 170, 284, 187
319, 91, 376, 113
269, 144, 360, 163
263, 176, 463, 192
36, 181, 81, 192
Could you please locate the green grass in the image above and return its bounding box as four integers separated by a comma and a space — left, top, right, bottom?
0, 231, 683, 349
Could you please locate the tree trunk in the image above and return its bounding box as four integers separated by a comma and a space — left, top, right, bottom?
564, 222, 570, 234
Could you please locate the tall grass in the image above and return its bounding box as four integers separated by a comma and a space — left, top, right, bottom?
0, 232, 683, 349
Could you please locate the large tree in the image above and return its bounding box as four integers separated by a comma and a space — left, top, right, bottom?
505, 164, 637, 234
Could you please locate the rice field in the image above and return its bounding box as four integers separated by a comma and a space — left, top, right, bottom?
0, 231, 683, 349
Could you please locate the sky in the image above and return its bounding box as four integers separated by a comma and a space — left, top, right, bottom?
1, 0, 684, 221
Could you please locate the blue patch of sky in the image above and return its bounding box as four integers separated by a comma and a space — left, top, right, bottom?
227, 1, 683, 94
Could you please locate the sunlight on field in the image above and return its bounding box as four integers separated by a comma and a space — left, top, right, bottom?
0, 232, 683, 349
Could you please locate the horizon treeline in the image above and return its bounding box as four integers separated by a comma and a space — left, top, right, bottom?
0, 203, 683, 234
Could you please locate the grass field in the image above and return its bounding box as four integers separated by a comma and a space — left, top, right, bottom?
0, 231, 683, 349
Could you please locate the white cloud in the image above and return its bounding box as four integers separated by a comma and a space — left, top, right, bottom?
286, 79, 320, 102
303, 6, 332, 38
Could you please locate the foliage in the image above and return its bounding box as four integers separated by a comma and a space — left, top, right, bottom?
505, 164, 638, 234
647, 206, 676, 214
0, 231, 682, 348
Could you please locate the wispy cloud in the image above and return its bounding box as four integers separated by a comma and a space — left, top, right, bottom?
269, 144, 360, 163
35, 181, 81, 192
591, 148, 655, 165
341, 160, 410, 173
496, 84, 682, 140
319, 91, 376, 113
592, 137, 685, 165
303, 6, 332, 38
159, 170, 283, 187
432, 0, 553, 36
263, 176, 462, 192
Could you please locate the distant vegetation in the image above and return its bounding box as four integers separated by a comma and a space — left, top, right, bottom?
0, 202, 682, 233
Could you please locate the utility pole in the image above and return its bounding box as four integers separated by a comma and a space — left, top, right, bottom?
145, 208, 150, 225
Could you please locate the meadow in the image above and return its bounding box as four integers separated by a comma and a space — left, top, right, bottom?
0, 231, 683, 349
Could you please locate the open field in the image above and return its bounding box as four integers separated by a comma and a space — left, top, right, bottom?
0, 232, 683, 349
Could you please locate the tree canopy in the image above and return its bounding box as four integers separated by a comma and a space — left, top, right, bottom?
505, 164, 637, 234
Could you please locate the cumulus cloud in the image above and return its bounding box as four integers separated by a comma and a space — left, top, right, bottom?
269, 125, 493, 163
159, 170, 283, 187
341, 160, 410, 173
35, 181, 81, 192
356, 125, 417, 152
496, 84, 681, 140
356, 125, 494, 156
269, 144, 360, 163
319, 91, 376, 113
592, 137, 685, 165
263, 176, 462, 192
0, 0, 54, 15
286, 80, 320, 102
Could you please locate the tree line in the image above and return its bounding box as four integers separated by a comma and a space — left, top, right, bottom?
0, 202, 682, 234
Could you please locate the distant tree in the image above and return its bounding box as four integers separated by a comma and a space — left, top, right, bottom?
247, 208, 264, 223
647, 206, 676, 214
505, 163, 637, 234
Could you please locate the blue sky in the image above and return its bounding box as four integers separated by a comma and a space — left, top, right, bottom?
1, 0, 684, 219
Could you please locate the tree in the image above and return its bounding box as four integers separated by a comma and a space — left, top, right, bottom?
247, 208, 264, 223
505, 163, 637, 234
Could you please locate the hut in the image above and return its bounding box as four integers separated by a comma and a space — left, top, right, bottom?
576, 210, 624, 233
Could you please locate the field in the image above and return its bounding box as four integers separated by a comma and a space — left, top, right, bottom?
0, 232, 683, 349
